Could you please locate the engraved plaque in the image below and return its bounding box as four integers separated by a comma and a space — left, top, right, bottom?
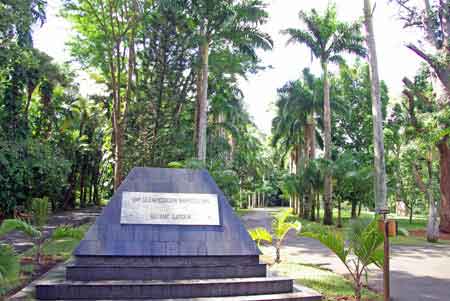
120, 192, 220, 225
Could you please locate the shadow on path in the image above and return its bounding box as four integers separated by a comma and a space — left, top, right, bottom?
241, 207, 450, 301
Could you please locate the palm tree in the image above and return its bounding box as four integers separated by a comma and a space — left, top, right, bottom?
272, 69, 322, 217
363, 0, 387, 213
191, 0, 273, 162
248, 209, 301, 263
302, 219, 384, 301
282, 4, 366, 225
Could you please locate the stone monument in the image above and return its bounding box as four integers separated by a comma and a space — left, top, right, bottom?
35, 167, 321, 300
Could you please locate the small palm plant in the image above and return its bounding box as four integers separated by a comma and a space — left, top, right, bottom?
31, 197, 50, 264
0, 219, 40, 293
249, 209, 301, 263
0, 244, 20, 295
248, 227, 273, 248
302, 219, 384, 301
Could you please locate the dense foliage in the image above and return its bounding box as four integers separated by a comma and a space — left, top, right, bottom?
0, 0, 276, 215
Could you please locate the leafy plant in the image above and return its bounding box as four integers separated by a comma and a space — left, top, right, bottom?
52, 226, 85, 240
272, 209, 301, 263
248, 227, 272, 248
249, 209, 301, 263
31, 197, 50, 227
302, 218, 384, 301
0, 244, 20, 295
31, 197, 50, 264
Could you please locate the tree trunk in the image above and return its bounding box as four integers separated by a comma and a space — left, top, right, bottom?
195, 38, 210, 162
358, 201, 362, 216
354, 280, 362, 301
364, 0, 388, 212
351, 199, 357, 219
426, 159, 439, 242
275, 243, 281, 263
438, 138, 450, 233
409, 206, 413, 224
113, 125, 124, 190
337, 197, 342, 228
322, 62, 333, 225
316, 193, 320, 221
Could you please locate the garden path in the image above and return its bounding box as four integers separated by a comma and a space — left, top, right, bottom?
0, 207, 100, 253
242, 207, 450, 301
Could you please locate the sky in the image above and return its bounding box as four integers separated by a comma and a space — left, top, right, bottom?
34, 0, 424, 134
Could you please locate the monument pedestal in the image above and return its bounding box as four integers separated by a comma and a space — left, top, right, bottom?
35, 168, 321, 300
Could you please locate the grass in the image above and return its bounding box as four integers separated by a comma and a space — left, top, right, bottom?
235, 208, 251, 217
1, 224, 90, 298
259, 247, 381, 301
288, 208, 450, 247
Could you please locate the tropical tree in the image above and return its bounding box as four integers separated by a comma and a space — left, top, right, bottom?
282, 4, 366, 225
363, 0, 388, 212
392, 0, 450, 233
63, 0, 141, 190
186, 0, 273, 162
272, 69, 323, 218
302, 219, 384, 301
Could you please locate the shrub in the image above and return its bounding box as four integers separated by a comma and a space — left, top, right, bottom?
0, 244, 20, 295
31, 197, 50, 227
302, 219, 384, 301
248, 209, 301, 263
52, 226, 85, 240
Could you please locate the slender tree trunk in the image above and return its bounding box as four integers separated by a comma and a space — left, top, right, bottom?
316, 193, 320, 221
351, 199, 357, 218
358, 201, 362, 217
337, 197, 342, 228
409, 206, 413, 224
275, 242, 281, 263
113, 125, 124, 190
322, 62, 333, 225
426, 159, 439, 242
438, 138, 450, 233
364, 0, 388, 212
196, 38, 210, 162
355, 280, 362, 301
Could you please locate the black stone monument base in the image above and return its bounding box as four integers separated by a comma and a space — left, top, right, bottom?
35, 255, 322, 300
34, 168, 322, 300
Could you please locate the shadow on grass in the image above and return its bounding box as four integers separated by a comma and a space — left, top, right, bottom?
299, 275, 380, 301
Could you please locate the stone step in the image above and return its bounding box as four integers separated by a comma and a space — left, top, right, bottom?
55, 291, 322, 301
35, 277, 294, 300
74, 255, 261, 267
66, 264, 267, 281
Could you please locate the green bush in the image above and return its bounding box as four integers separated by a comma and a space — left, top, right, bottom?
52, 226, 85, 240
0, 136, 70, 215
0, 244, 20, 295
31, 197, 50, 227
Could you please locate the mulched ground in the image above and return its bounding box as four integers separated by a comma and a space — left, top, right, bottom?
409, 229, 450, 240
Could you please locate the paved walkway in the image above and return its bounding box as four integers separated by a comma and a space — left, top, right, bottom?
241, 208, 450, 301
0, 207, 100, 253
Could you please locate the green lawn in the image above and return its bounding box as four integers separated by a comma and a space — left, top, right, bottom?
258, 246, 381, 301
288, 208, 449, 247
1, 224, 90, 298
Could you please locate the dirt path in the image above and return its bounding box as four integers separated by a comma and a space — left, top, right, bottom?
241, 208, 450, 301
0, 207, 100, 253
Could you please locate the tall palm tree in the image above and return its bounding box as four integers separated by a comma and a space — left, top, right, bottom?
191, 0, 273, 162
282, 4, 366, 225
272, 71, 321, 217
